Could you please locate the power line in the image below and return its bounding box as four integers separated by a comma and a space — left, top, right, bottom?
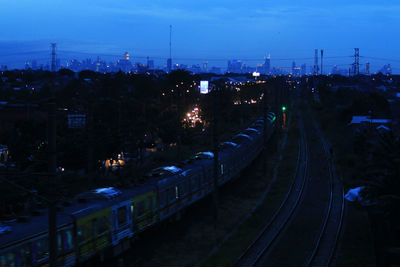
361, 56, 400, 63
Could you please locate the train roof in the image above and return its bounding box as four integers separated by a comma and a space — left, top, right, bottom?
232, 133, 253, 143
243, 128, 260, 135
193, 151, 214, 159
219, 141, 238, 150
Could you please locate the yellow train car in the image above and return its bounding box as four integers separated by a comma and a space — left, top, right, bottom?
73, 205, 112, 262
131, 187, 158, 233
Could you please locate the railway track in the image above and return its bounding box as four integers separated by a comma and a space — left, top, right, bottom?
305, 116, 345, 267
233, 117, 309, 267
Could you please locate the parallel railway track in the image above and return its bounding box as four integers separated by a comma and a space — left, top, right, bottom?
233, 117, 309, 267
233, 108, 345, 267
305, 116, 345, 267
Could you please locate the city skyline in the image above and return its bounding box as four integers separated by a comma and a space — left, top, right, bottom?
0, 48, 394, 76
1, 1, 400, 72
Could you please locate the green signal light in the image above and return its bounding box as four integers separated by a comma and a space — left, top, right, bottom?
282, 106, 286, 111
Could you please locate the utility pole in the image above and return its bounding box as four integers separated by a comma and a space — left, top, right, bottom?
212, 85, 219, 226
87, 103, 94, 176
48, 101, 57, 267
263, 86, 269, 175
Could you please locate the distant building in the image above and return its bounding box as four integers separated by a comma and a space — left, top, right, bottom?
124, 52, 130, 61
291, 61, 300, 76
263, 54, 271, 74
227, 59, 242, 73
210, 67, 221, 74
32, 60, 37, 70
147, 59, 154, 69
117, 52, 133, 72
301, 64, 307, 76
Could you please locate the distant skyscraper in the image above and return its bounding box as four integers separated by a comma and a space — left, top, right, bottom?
264, 54, 271, 74
203, 61, 208, 72
292, 61, 296, 74
124, 52, 130, 61
366, 62, 370, 75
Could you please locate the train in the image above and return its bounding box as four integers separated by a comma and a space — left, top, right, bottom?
0, 112, 276, 267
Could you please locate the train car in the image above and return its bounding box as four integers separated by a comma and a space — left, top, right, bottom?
131, 186, 158, 233
0, 211, 75, 267
0, 113, 276, 266
147, 166, 189, 221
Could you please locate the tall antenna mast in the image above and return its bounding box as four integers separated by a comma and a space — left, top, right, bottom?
169, 25, 172, 60
167, 25, 172, 72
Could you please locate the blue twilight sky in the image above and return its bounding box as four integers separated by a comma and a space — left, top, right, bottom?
0, 0, 400, 72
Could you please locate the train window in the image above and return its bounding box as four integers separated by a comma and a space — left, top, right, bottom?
117, 206, 128, 226
1, 252, 16, 267
175, 186, 179, 199
63, 229, 74, 250
57, 232, 63, 253
77, 224, 89, 244
18, 243, 32, 266
35, 237, 49, 261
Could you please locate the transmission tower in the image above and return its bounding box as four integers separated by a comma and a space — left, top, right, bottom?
51, 43, 56, 72
354, 48, 359, 76
313, 49, 319, 75
320, 49, 324, 75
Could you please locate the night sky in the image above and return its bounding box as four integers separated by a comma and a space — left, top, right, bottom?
1, 0, 399, 72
